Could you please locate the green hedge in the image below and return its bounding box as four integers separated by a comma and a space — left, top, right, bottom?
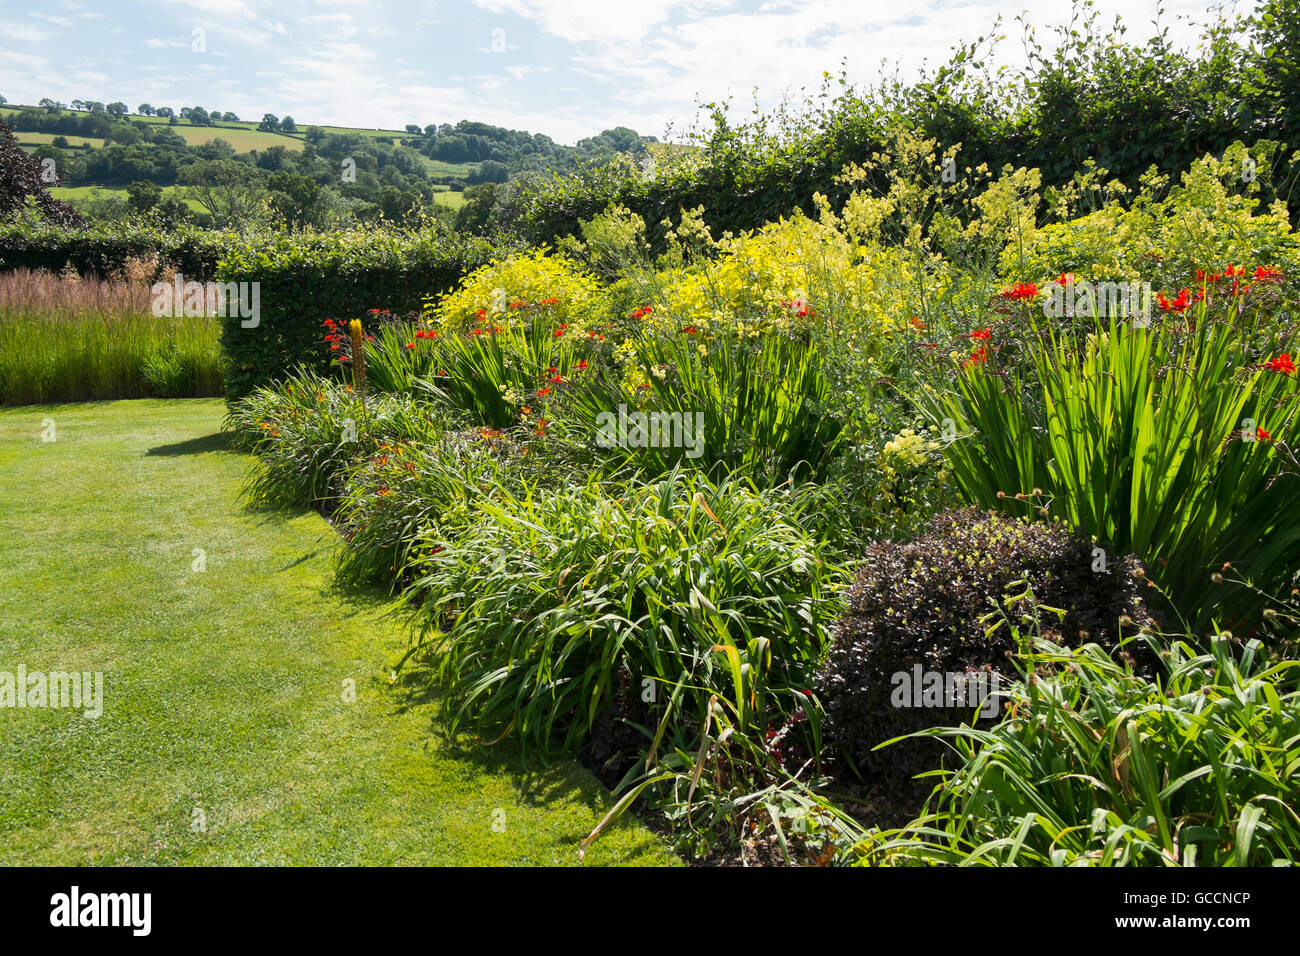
0, 220, 235, 279
216, 226, 500, 399
505, 0, 1300, 249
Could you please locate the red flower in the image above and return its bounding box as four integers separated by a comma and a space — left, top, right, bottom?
909, 316, 926, 329
576, 360, 589, 371
537, 386, 552, 397
1257, 426, 1273, 442
1158, 289, 1191, 312
964, 346, 989, 369
999, 282, 1039, 301
553, 324, 569, 338
1254, 265, 1283, 281
969, 327, 992, 340
682, 325, 699, 335
405, 342, 416, 350
1264, 353, 1296, 375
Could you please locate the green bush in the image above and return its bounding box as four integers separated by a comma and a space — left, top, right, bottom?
216, 225, 499, 400
864, 634, 1300, 866
815, 508, 1152, 821
403, 469, 844, 761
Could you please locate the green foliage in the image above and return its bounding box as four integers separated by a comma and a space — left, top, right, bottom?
0, 218, 233, 279
402, 469, 843, 761
0, 310, 222, 404
864, 634, 1300, 866
922, 300, 1300, 628
216, 224, 499, 399
224, 368, 436, 509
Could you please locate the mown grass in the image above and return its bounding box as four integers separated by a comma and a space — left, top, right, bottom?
0, 398, 676, 865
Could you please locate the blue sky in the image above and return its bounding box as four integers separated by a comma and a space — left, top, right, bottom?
1, 0, 1224, 145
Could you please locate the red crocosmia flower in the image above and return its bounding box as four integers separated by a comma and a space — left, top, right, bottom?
999, 282, 1039, 300
471, 328, 485, 336
369, 308, 382, 314
969, 327, 992, 340
553, 324, 569, 337
682, 325, 699, 335
548, 366, 558, 374
909, 316, 926, 329
964, 346, 989, 369
405, 342, 416, 350
366, 335, 375, 342
330, 343, 341, 351
1254, 265, 1283, 281
1057, 273, 1074, 286
637, 383, 651, 390
1158, 289, 1191, 312
1264, 353, 1296, 375
537, 386, 552, 397
338, 354, 351, 363
576, 360, 589, 371
475, 309, 487, 319
549, 374, 564, 384
1257, 426, 1273, 442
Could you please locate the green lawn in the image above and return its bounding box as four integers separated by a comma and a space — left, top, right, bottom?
0, 399, 676, 866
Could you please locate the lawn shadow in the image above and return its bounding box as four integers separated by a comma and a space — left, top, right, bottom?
146, 432, 232, 456
386, 657, 636, 823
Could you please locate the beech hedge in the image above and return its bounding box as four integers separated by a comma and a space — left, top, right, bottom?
216, 226, 500, 399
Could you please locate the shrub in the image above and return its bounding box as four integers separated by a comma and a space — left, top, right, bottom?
216, 224, 498, 400
864, 635, 1300, 866
425, 248, 606, 335
815, 508, 1152, 821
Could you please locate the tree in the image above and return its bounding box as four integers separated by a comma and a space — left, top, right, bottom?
71, 99, 86, 111
177, 159, 264, 233
406, 124, 422, 134
106, 102, 128, 119
258, 113, 280, 132
188, 106, 211, 126
454, 182, 496, 235
221, 112, 239, 122
0, 95, 7, 105
0, 121, 83, 225
267, 170, 321, 227
279, 115, 296, 133
138, 103, 154, 116
180, 107, 192, 119
155, 106, 174, 118
126, 179, 162, 214
304, 125, 325, 144
38, 98, 62, 112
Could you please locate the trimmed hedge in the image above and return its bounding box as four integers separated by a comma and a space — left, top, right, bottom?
0, 220, 235, 280
216, 225, 501, 399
